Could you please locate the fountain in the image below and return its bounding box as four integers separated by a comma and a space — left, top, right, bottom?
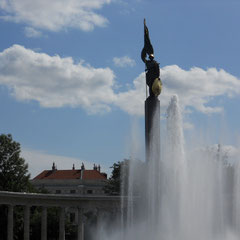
95, 20, 240, 240
97, 95, 240, 240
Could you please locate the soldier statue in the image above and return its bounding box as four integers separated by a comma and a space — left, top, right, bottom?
141, 19, 162, 98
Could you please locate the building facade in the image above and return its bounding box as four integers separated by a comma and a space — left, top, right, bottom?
31, 163, 108, 196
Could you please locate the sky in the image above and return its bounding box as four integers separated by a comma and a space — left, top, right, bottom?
0, 0, 240, 178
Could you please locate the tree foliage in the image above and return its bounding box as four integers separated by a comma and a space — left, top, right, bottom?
0, 134, 32, 240
104, 158, 147, 197
104, 159, 130, 195
0, 134, 30, 192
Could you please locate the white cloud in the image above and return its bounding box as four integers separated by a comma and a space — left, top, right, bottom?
1, 45, 240, 116
21, 148, 110, 179
161, 65, 240, 114
0, 44, 116, 114
24, 27, 42, 38
0, 0, 111, 32
183, 122, 194, 130
113, 56, 136, 67
114, 73, 145, 115
115, 65, 240, 115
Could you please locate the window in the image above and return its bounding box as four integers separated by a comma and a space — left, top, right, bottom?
70, 190, 76, 194
56, 190, 61, 194
87, 190, 93, 194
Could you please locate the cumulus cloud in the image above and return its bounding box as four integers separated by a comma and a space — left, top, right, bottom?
161, 65, 240, 114
0, 44, 116, 113
0, 45, 240, 116
113, 56, 136, 67
21, 148, 109, 179
0, 0, 111, 32
183, 122, 194, 130
24, 27, 42, 38
114, 73, 145, 115
115, 65, 240, 115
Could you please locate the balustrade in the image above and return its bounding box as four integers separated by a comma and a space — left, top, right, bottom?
0, 191, 120, 240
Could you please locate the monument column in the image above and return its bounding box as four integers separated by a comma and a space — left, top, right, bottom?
145, 96, 160, 163
7, 205, 14, 240
141, 19, 161, 223
41, 206, 47, 240
141, 19, 161, 163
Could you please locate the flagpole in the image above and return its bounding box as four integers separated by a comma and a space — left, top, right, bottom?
146, 79, 148, 98
144, 18, 148, 98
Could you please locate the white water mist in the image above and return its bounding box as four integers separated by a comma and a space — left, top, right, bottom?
96, 95, 240, 240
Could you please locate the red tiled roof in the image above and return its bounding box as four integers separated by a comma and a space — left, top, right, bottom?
33, 169, 107, 180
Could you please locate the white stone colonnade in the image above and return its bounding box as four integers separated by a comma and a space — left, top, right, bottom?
0, 191, 120, 240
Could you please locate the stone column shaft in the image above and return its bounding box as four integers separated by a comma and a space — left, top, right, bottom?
41, 207, 47, 240
59, 207, 65, 240
78, 208, 84, 240
24, 205, 30, 240
7, 205, 14, 240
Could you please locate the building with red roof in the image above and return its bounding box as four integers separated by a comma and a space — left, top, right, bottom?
31, 162, 108, 196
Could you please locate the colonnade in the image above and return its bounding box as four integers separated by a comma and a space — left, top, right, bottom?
6, 204, 85, 240
0, 191, 121, 240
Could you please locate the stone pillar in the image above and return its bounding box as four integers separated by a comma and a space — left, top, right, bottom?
24, 205, 30, 240
7, 205, 14, 240
77, 208, 84, 240
41, 207, 47, 240
59, 207, 65, 240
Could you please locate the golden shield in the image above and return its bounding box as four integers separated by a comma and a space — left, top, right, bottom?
152, 78, 162, 97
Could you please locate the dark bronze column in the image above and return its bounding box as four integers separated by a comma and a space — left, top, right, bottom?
145, 96, 160, 162
142, 20, 161, 224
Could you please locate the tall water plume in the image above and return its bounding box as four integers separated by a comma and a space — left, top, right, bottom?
233, 159, 240, 235
159, 94, 187, 239
97, 95, 240, 240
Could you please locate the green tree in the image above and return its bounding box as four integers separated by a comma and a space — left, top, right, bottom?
104, 158, 146, 197
104, 159, 130, 195
0, 134, 31, 240
0, 134, 30, 192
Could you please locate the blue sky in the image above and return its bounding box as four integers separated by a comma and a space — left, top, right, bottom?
0, 0, 240, 178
